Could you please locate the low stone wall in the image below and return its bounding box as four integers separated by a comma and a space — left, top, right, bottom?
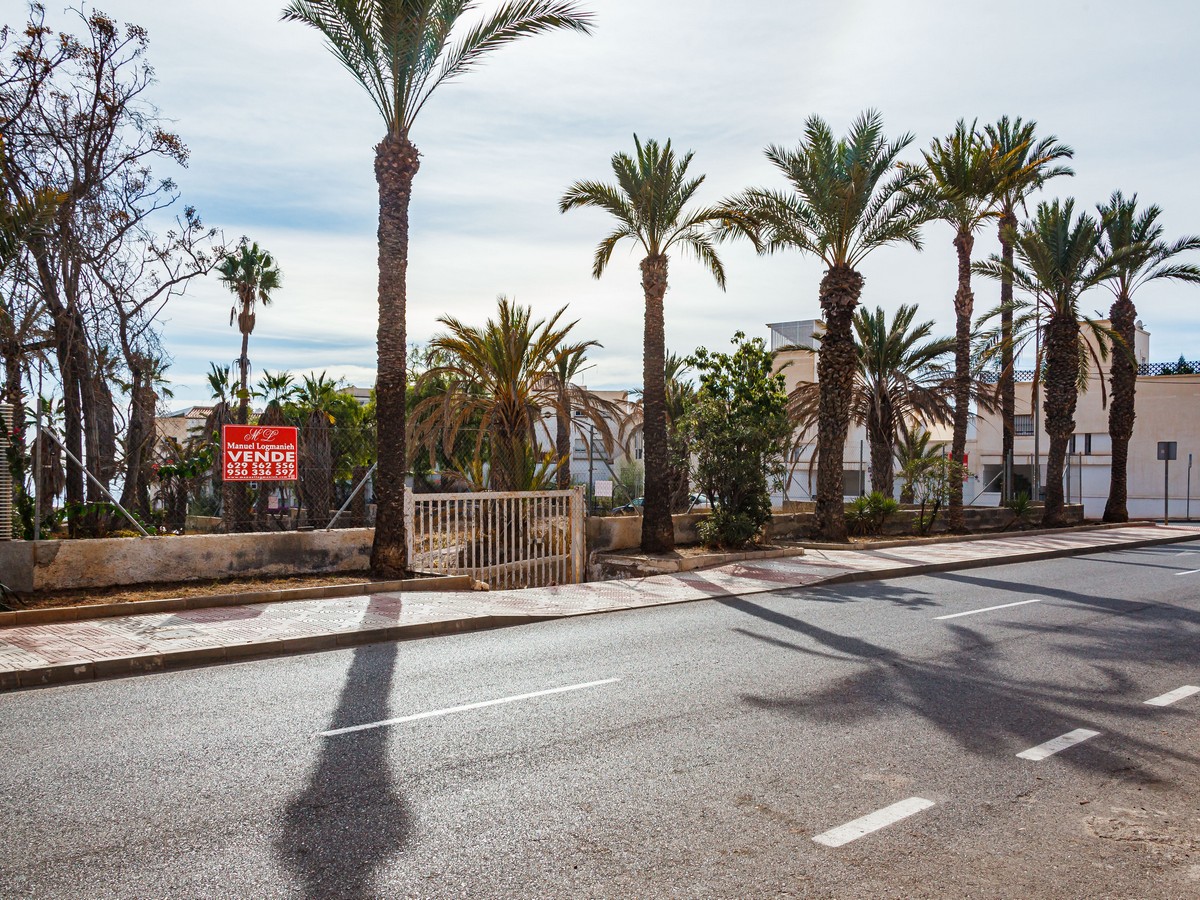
0, 528, 374, 594
584, 504, 1084, 555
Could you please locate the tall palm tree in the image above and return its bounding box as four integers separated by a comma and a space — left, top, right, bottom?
976, 199, 1122, 526
917, 120, 1025, 530
719, 111, 929, 540
560, 136, 728, 553
217, 241, 282, 425
410, 298, 607, 491
284, 0, 594, 576
982, 117, 1073, 499
1095, 192, 1200, 522
790, 305, 954, 501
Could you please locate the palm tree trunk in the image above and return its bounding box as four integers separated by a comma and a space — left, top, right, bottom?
947, 230, 974, 532
813, 264, 864, 542
370, 134, 419, 577
640, 253, 674, 554
1103, 294, 1136, 523
998, 210, 1017, 503
237, 306, 251, 426
556, 383, 571, 490
1042, 312, 1080, 527
869, 434, 894, 500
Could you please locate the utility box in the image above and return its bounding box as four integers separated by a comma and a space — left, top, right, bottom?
0, 403, 12, 540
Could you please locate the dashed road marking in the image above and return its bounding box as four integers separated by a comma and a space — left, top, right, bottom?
934, 598, 1043, 620
321, 678, 620, 736
1145, 685, 1200, 707
1016, 728, 1100, 761
812, 797, 936, 847
1175, 569, 1200, 576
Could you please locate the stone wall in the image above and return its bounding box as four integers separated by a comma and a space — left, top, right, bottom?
0, 528, 373, 594
584, 504, 1084, 555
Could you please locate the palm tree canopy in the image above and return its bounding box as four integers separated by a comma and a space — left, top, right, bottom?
983, 116, 1074, 214
411, 297, 614, 473
216, 241, 282, 310
559, 135, 728, 285
1096, 190, 1200, 299
917, 119, 1029, 234
718, 110, 929, 268
789, 304, 955, 436
975, 199, 1129, 394
282, 0, 593, 138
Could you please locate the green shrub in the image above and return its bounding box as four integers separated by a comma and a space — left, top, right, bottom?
1005, 491, 1032, 528
846, 491, 900, 536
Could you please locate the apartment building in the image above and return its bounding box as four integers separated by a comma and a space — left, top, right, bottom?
972, 320, 1200, 519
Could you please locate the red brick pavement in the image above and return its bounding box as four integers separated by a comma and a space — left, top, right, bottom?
2, 524, 1197, 689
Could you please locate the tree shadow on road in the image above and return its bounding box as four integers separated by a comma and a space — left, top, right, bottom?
721, 590, 1200, 778
275, 640, 412, 899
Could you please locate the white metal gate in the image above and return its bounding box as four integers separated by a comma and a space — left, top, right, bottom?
405, 487, 585, 589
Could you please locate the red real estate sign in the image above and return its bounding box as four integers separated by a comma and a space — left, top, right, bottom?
222, 425, 299, 482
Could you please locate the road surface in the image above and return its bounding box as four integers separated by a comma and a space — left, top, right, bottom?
2, 542, 1198, 897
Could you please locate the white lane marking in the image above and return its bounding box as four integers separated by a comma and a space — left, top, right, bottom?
1145, 685, 1200, 707
812, 797, 935, 847
321, 678, 620, 737
1016, 728, 1100, 761
935, 598, 1043, 620
1175, 569, 1200, 576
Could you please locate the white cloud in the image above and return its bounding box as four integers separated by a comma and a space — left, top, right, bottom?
27, 0, 1200, 405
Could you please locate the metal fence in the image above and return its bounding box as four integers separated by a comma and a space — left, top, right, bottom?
982, 360, 1200, 384
406, 487, 585, 589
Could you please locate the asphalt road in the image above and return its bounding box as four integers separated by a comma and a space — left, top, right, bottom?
2, 541, 1199, 899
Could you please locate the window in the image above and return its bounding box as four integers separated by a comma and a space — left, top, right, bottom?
635, 448, 643, 460
1014, 415, 1034, 436
1084, 433, 1092, 455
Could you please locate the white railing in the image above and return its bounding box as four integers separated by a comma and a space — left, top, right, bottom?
405, 486, 585, 589
0, 403, 12, 540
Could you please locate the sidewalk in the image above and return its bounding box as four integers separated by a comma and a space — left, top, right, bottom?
3, 523, 1198, 690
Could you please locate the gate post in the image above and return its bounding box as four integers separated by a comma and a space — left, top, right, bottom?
0, 403, 12, 540
404, 486, 414, 565
570, 484, 585, 583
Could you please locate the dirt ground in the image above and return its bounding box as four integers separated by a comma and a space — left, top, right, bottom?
11, 571, 390, 611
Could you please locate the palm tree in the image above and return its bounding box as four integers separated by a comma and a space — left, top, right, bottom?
975, 199, 1122, 526
790, 305, 954, 501
217, 241, 282, 424
719, 111, 929, 540
545, 342, 608, 490
410, 298, 608, 491
560, 135, 728, 553
982, 117, 1073, 499
1095, 192, 1200, 522
284, 0, 594, 576
917, 120, 1027, 530
894, 427, 946, 504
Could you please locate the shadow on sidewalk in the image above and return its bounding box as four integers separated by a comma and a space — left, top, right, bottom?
275, 640, 411, 898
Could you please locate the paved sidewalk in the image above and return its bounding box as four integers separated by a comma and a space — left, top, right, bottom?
3, 524, 1198, 690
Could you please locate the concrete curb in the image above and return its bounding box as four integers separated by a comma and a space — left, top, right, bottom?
2, 526, 1195, 692
0, 574, 475, 628
1, 611, 554, 691
800, 520, 1156, 552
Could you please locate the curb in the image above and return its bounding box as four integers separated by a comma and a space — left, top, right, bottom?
0, 574, 476, 628
1, 611, 554, 691
800, 520, 1156, 552
2, 526, 1196, 693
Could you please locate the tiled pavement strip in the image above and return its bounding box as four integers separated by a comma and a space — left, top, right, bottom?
3, 524, 1199, 690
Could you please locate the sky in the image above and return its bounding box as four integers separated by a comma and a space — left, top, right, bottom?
6, 0, 1200, 407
